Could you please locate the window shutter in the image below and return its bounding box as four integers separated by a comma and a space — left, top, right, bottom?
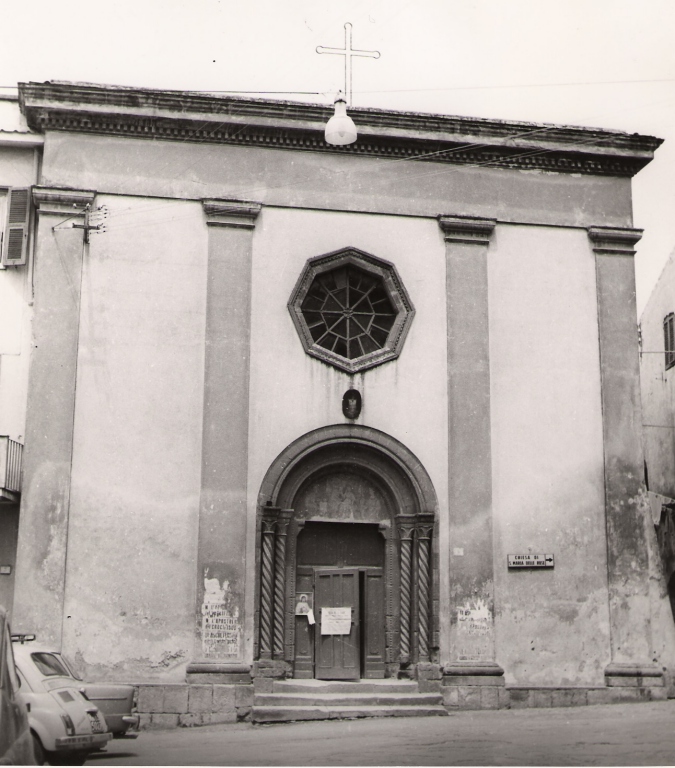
665, 314, 675, 370
1, 187, 30, 267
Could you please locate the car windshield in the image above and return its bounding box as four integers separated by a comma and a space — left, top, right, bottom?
31, 652, 71, 677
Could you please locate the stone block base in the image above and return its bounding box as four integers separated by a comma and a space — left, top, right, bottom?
508, 686, 667, 709
442, 685, 508, 710
136, 683, 253, 729
439, 684, 668, 712
136, 677, 669, 727
416, 662, 442, 681
252, 659, 292, 678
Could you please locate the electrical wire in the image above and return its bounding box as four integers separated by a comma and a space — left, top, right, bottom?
94, 122, 656, 237
83, 95, 673, 237
74, 92, 670, 230
3, 78, 675, 94
27, 80, 674, 233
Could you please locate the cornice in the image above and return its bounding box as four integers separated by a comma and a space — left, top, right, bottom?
438, 215, 497, 245
19, 82, 663, 178
202, 199, 262, 228
32, 186, 96, 216
0, 131, 43, 148
587, 226, 643, 256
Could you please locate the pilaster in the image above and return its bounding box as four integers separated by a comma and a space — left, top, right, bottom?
588, 226, 662, 681
190, 198, 261, 676
12, 187, 95, 643
438, 215, 502, 679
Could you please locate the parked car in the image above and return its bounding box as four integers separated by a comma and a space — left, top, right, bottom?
0, 607, 34, 765
55, 653, 139, 739
11, 638, 112, 765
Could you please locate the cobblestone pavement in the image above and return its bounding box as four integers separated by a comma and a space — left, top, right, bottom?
87, 700, 675, 766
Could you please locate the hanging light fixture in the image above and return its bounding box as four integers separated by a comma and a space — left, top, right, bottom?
324, 91, 357, 146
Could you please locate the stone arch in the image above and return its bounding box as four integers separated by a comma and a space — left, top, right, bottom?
254, 425, 439, 678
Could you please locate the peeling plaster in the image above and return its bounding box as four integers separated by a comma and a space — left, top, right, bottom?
456, 598, 493, 662
201, 569, 241, 659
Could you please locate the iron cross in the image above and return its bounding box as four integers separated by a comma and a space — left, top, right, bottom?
316, 23, 380, 106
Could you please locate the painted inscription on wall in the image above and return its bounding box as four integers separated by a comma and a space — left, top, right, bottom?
455, 598, 492, 662
201, 570, 241, 659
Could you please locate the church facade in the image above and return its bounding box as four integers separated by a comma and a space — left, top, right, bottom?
7, 81, 673, 720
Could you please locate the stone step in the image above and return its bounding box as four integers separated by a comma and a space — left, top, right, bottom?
272, 679, 419, 694
256, 692, 444, 707
251, 705, 449, 723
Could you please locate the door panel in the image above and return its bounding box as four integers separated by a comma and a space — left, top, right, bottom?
363, 569, 386, 678
315, 569, 360, 680
294, 568, 314, 678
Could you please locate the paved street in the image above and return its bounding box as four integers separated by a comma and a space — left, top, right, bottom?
87, 700, 675, 766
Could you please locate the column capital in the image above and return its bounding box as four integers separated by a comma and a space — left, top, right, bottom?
262, 504, 280, 518
438, 215, 496, 245
202, 199, 262, 228
416, 513, 435, 538
276, 509, 293, 533
32, 187, 96, 217
397, 515, 417, 538
261, 505, 280, 531
587, 226, 643, 256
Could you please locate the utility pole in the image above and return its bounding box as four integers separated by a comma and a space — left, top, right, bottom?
71, 204, 107, 244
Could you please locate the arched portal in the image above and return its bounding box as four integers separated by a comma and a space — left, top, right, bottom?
255, 425, 439, 680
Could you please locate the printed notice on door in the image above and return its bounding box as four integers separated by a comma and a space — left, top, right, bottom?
321, 607, 351, 635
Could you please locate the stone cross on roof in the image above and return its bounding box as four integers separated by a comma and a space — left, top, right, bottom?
316, 22, 380, 106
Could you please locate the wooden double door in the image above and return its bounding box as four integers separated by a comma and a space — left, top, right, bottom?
294, 522, 385, 680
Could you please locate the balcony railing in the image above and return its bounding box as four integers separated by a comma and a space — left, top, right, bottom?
0, 437, 22, 502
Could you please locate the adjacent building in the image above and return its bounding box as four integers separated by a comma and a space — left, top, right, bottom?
6, 80, 675, 721
640, 247, 675, 626
0, 94, 40, 616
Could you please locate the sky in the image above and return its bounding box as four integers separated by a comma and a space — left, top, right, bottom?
2, 0, 674, 314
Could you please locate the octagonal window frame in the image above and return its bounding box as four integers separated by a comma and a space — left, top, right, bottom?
288, 247, 415, 374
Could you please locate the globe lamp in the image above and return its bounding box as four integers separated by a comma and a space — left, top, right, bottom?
325, 95, 357, 146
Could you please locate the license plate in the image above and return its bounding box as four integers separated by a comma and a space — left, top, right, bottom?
89, 714, 104, 733
56, 735, 96, 747
55, 733, 111, 748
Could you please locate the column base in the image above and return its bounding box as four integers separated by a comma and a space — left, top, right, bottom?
442, 661, 505, 686
252, 659, 292, 679
186, 662, 252, 684
605, 662, 665, 687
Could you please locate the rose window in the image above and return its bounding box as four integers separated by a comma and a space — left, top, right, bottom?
288, 248, 414, 374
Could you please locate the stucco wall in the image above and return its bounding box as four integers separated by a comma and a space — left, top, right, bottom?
245, 207, 449, 660
40, 132, 634, 229
489, 224, 610, 685
62, 196, 207, 682
19, 129, 644, 684
640, 250, 675, 499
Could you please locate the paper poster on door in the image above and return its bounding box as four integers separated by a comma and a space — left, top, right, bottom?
321, 607, 352, 634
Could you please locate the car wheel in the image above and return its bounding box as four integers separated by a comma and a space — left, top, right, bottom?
31, 733, 46, 765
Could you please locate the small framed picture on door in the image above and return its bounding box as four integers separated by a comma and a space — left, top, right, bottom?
295, 592, 314, 615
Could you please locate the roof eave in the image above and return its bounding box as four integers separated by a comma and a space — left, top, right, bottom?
19, 81, 663, 177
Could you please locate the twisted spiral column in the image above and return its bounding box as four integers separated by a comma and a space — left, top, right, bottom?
416, 516, 434, 662
273, 511, 292, 658
397, 517, 416, 664
259, 512, 277, 659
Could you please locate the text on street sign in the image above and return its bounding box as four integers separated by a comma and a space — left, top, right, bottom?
507, 554, 554, 568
